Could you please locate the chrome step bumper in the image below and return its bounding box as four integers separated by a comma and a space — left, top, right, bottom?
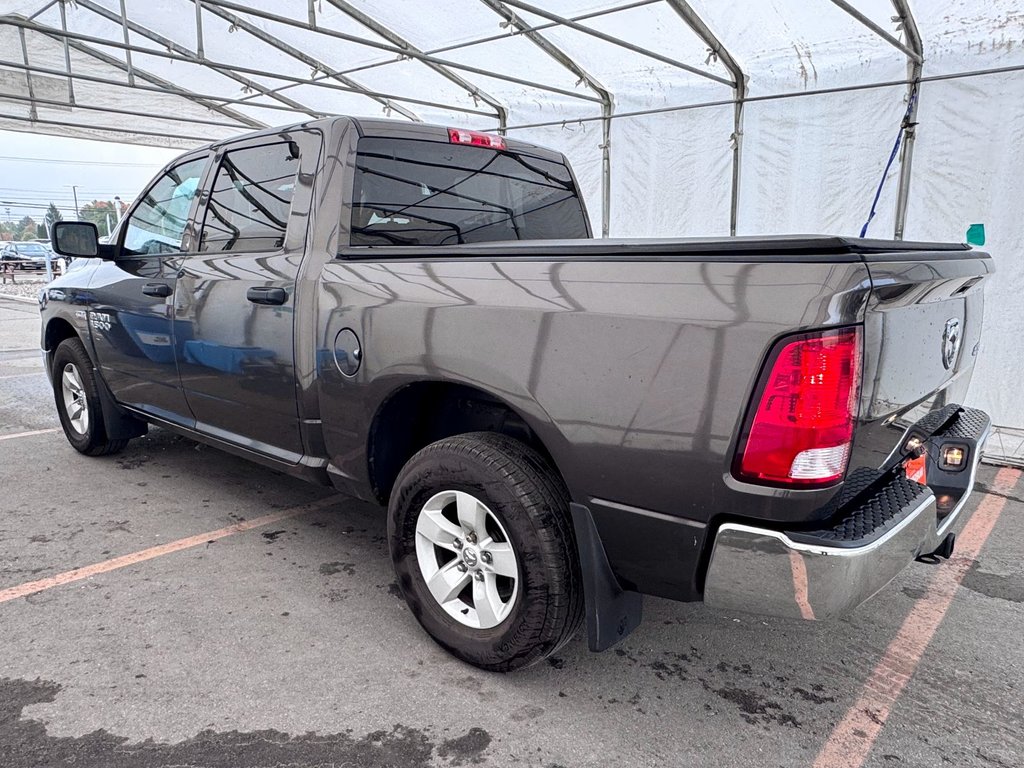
704, 406, 991, 620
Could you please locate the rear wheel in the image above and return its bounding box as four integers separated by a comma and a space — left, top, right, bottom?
389, 432, 583, 672
51, 337, 129, 456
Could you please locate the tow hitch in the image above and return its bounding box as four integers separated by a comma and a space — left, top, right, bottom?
917, 532, 956, 564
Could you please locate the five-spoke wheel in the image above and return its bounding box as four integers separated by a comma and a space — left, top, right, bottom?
415, 489, 519, 629
389, 432, 583, 671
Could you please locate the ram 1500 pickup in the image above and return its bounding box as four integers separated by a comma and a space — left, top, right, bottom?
41, 117, 992, 671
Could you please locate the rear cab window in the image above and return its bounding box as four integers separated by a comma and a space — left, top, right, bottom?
350, 137, 589, 247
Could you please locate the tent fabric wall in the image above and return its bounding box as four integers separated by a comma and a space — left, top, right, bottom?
1, 0, 1022, 461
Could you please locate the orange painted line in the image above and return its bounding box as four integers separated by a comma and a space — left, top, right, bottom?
0, 427, 60, 441
813, 466, 1021, 768
0, 496, 336, 604
788, 549, 816, 620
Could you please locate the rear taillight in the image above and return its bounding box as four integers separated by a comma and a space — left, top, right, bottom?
447, 127, 506, 150
736, 327, 862, 487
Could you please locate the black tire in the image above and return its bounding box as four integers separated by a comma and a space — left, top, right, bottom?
51, 337, 129, 456
389, 431, 583, 672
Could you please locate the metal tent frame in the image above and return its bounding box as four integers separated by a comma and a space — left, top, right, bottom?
0, 0, 932, 238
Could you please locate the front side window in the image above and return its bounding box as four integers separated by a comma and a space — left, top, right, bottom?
199, 142, 299, 253
122, 157, 207, 256
350, 138, 589, 247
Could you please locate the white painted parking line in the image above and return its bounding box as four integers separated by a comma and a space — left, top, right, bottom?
0, 428, 60, 441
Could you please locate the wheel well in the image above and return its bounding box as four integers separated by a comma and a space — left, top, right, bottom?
44, 318, 80, 363
367, 381, 560, 505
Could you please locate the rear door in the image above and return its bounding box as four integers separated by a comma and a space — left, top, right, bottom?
86, 154, 209, 423
173, 130, 320, 462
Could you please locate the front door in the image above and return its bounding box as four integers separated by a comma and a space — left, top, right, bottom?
87, 154, 209, 424
173, 131, 319, 462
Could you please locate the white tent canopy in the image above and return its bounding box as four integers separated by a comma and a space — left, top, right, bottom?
2, 0, 1023, 462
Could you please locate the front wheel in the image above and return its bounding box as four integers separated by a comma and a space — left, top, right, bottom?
51, 337, 129, 456
389, 432, 583, 672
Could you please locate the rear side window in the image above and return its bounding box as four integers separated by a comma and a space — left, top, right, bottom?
350, 137, 588, 246
200, 142, 299, 253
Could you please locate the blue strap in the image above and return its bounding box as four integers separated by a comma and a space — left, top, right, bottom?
860, 89, 918, 238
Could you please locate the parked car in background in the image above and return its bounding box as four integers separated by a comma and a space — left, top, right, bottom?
1, 241, 51, 270
40, 117, 993, 671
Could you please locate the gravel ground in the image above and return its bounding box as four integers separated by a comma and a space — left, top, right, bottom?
0, 277, 47, 301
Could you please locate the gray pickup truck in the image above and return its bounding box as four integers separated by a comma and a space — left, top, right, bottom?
41, 117, 992, 671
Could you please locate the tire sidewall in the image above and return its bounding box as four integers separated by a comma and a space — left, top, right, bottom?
52, 339, 103, 453
390, 450, 560, 666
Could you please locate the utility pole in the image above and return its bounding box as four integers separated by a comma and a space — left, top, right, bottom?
71, 185, 80, 219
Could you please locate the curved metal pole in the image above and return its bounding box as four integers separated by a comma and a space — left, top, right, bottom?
891, 0, 923, 240
191, 1, 421, 122
69, 0, 322, 120
499, 0, 732, 87
664, 1, 746, 236
829, 0, 923, 239
324, 0, 507, 131
478, 0, 615, 237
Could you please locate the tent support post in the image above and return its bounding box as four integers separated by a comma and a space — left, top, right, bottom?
56, 0, 74, 102
601, 103, 612, 238
829, 0, 924, 239
665, 1, 745, 236
478, 0, 615, 236
194, 0, 205, 60
116, 0, 134, 86
891, 0, 923, 240
325, 0, 507, 131
18, 27, 37, 120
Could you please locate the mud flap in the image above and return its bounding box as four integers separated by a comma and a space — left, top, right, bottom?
569, 502, 643, 652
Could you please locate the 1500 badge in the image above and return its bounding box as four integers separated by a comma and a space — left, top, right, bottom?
89, 311, 113, 332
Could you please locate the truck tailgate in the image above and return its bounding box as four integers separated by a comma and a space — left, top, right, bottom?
852, 248, 994, 471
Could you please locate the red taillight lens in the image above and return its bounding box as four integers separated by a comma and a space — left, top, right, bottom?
737, 327, 862, 486
447, 127, 506, 150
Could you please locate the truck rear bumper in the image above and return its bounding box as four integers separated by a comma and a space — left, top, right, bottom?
704, 406, 991, 620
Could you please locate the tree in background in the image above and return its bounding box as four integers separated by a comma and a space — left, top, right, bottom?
36, 223, 47, 239
44, 202, 63, 234
17, 216, 37, 240
79, 200, 117, 238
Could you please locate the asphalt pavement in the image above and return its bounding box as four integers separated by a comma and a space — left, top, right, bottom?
1, 295, 1022, 768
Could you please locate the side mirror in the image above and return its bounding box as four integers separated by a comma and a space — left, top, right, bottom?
52, 221, 101, 258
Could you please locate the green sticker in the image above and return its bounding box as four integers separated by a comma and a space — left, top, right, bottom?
966, 223, 985, 246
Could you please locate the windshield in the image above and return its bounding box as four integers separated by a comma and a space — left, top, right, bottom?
16, 243, 48, 255
351, 137, 589, 247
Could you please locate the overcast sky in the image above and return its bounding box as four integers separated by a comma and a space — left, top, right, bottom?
0, 129, 182, 226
